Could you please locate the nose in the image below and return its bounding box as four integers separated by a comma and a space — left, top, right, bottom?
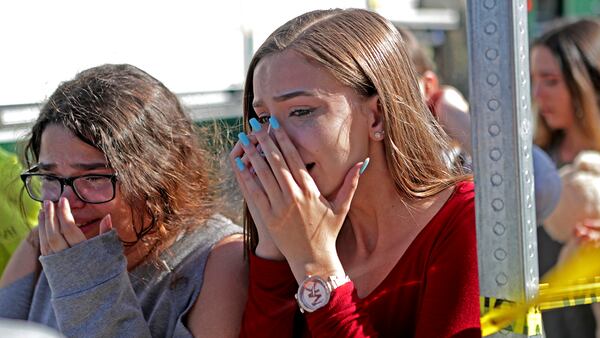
60, 185, 85, 208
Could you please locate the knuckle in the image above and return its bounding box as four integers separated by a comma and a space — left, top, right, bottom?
47, 237, 62, 248
270, 152, 283, 165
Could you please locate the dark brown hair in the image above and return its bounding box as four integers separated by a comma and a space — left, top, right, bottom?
24, 64, 213, 253
533, 19, 600, 152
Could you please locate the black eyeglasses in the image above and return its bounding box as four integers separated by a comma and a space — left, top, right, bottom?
20, 172, 118, 204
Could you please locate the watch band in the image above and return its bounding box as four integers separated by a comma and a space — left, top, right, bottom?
295, 274, 350, 313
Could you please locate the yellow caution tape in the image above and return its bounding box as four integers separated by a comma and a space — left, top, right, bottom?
480, 243, 600, 336
480, 296, 542, 336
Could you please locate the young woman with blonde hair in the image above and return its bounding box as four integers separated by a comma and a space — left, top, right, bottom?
231, 8, 480, 337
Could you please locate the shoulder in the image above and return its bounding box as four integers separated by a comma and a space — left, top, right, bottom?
433, 180, 474, 221
452, 179, 475, 200
429, 180, 476, 243
186, 233, 247, 337
159, 215, 243, 292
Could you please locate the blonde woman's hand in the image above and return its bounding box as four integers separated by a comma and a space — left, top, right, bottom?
234, 117, 364, 283
230, 133, 284, 261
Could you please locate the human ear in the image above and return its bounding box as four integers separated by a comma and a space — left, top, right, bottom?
366, 95, 384, 141
421, 70, 440, 100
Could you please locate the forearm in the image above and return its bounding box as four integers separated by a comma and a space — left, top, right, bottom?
0, 272, 36, 319
240, 252, 297, 337
40, 231, 151, 338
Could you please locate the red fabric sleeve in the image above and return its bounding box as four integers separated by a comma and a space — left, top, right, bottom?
305, 282, 378, 337
414, 194, 481, 338
240, 252, 298, 338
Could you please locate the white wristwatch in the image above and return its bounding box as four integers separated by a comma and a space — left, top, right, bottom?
295, 274, 350, 313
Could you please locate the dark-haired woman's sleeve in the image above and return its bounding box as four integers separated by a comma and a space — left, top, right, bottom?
0, 272, 36, 319
39, 231, 152, 338
240, 252, 298, 338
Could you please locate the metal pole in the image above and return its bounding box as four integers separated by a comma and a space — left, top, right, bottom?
467, 0, 541, 336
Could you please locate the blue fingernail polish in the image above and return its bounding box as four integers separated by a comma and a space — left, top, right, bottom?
235, 157, 245, 171
238, 132, 250, 146
249, 118, 262, 132
359, 157, 370, 175
269, 116, 280, 129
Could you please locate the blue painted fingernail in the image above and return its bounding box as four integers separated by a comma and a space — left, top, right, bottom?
269, 116, 280, 129
359, 157, 370, 175
238, 132, 250, 146
235, 157, 245, 171
249, 118, 262, 132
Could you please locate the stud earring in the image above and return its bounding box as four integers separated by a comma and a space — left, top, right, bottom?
374, 130, 384, 140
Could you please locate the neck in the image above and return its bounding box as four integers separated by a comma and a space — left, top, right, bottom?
123, 233, 161, 271
337, 155, 438, 260
560, 125, 589, 163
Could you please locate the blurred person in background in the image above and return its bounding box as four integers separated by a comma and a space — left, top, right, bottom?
399, 25, 561, 223
0, 64, 247, 337
531, 18, 600, 338
396, 25, 472, 168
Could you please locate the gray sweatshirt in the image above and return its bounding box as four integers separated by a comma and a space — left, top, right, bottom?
0, 215, 241, 337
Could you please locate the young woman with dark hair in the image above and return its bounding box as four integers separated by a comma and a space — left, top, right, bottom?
0, 64, 247, 337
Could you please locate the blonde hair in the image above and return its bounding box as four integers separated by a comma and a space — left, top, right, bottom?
533, 19, 600, 153
243, 9, 467, 250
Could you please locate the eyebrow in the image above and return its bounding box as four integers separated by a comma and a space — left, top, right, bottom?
36, 162, 111, 171
253, 89, 318, 108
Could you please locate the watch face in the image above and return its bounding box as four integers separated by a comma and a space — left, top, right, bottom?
298, 276, 330, 312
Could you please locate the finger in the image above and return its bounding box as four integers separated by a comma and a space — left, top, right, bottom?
229, 134, 258, 162
330, 160, 366, 215
38, 208, 49, 256
99, 214, 113, 234
57, 197, 86, 245
45, 200, 69, 253
250, 117, 298, 194
238, 129, 283, 204
233, 156, 271, 213
583, 219, 600, 230
268, 116, 312, 189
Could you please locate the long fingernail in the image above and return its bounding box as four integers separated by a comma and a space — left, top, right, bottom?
249, 118, 262, 132
238, 132, 250, 146
269, 116, 280, 129
235, 157, 245, 171
359, 157, 370, 175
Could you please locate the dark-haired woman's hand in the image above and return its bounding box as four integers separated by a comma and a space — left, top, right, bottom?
232, 118, 364, 283
38, 197, 112, 255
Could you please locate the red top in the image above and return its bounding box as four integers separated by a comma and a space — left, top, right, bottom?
240, 181, 480, 338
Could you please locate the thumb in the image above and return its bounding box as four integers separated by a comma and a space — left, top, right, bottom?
330, 158, 368, 214
99, 214, 113, 234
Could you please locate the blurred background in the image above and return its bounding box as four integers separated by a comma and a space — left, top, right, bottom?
0, 0, 599, 153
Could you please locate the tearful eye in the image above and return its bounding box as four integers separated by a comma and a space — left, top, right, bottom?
290, 108, 313, 117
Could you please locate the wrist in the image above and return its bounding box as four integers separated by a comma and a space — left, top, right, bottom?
255, 242, 285, 261
289, 252, 345, 284
295, 274, 351, 313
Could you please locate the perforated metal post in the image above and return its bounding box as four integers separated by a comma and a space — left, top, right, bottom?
467, 0, 541, 337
